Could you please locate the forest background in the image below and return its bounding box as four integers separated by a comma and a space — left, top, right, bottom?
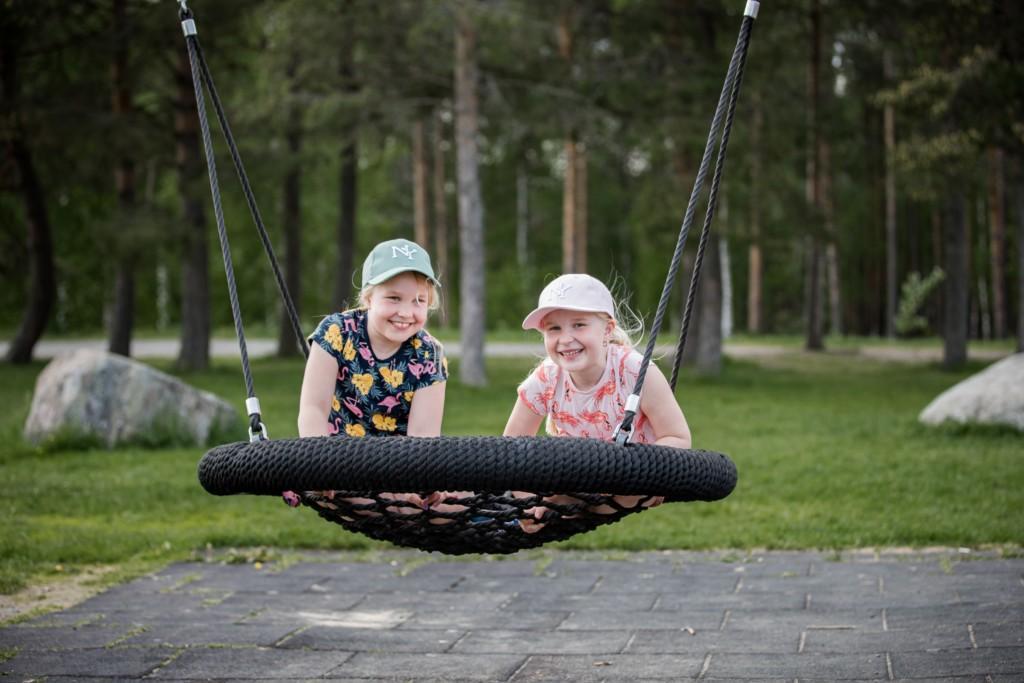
3, 0, 1023, 386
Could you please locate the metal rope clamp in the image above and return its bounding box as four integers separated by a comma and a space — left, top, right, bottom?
612, 394, 641, 446
179, 0, 196, 36
246, 397, 269, 443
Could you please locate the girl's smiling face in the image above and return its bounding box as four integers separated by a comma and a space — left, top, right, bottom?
364, 272, 431, 355
539, 309, 613, 389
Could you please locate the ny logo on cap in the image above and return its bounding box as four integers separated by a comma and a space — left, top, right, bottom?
392, 245, 418, 260
552, 282, 573, 300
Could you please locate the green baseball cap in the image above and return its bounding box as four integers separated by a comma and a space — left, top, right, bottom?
361, 238, 439, 288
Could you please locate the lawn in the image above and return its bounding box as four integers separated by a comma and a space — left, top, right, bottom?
1, 348, 1021, 598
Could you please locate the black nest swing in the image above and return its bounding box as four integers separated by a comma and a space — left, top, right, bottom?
185, 0, 759, 555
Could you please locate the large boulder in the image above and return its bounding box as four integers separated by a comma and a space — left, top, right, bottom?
24, 350, 239, 448
919, 353, 1024, 431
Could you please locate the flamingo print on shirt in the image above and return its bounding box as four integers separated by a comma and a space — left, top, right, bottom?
308, 309, 447, 438
517, 343, 658, 444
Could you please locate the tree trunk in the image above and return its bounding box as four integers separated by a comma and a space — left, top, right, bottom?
431, 109, 450, 325
804, 0, 824, 351
746, 89, 763, 334
698, 235, 723, 374
1016, 158, 1024, 352
557, 6, 585, 273
108, 0, 134, 357
883, 50, 898, 338
574, 141, 587, 272
413, 117, 430, 250
720, 236, 733, 341
455, 5, 486, 386
3, 145, 55, 365
175, 49, 210, 372
516, 160, 529, 268
562, 135, 578, 273
987, 147, 1006, 339
334, 137, 358, 309
942, 188, 969, 368
277, 70, 303, 358
1016, 159, 1024, 352
333, 35, 358, 310
821, 139, 842, 336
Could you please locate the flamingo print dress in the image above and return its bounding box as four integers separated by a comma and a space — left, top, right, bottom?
309, 309, 447, 438
517, 343, 657, 443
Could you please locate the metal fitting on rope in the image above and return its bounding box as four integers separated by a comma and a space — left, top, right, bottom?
744, 1, 760, 19
179, 0, 196, 34
246, 397, 268, 442
612, 394, 641, 446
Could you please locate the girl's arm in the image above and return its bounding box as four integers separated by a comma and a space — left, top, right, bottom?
407, 382, 446, 437
638, 363, 692, 449
503, 398, 544, 437
297, 344, 337, 437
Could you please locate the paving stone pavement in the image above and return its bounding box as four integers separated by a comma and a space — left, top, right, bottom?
1, 549, 1022, 682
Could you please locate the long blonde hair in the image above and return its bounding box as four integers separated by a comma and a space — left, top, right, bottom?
603, 275, 644, 350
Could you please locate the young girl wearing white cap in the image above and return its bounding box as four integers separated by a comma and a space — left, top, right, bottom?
504, 273, 692, 531
285, 238, 448, 511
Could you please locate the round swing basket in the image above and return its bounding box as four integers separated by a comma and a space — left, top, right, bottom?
198, 435, 737, 555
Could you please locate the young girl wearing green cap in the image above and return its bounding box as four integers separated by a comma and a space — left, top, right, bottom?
284, 238, 448, 511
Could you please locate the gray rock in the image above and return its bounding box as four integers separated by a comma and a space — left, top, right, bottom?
23, 349, 239, 447
919, 353, 1024, 431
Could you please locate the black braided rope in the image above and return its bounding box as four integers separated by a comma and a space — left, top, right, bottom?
182, 19, 257, 402
198, 436, 737, 554
190, 36, 308, 359
619, 10, 757, 436
669, 14, 755, 389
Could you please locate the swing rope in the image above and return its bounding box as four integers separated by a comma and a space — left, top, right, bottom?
179, 2, 309, 439
615, 1, 758, 444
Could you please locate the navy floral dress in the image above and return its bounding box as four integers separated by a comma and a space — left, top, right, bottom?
308, 309, 447, 438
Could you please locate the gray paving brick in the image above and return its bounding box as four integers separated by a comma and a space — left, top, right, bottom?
806, 591, 958, 610
280, 625, 464, 652
241, 606, 414, 628
723, 607, 884, 631
510, 653, 703, 681
801, 624, 973, 653
890, 647, 1024, 677
400, 609, 569, 631
885, 603, 1024, 629
655, 590, 806, 611
706, 652, 888, 679
503, 591, 658, 612
558, 608, 722, 631
355, 590, 512, 612
0, 623, 136, 650
452, 574, 599, 593
149, 645, 353, 679
0, 646, 173, 678
327, 652, 524, 680
121, 622, 300, 647
406, 559, 538, 577
971, 620, 1024, 647
626, 627, 800, 654
453, 629, 631, 655
213, 589, 366, 614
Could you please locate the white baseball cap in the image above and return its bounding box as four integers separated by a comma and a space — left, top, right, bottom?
522, 274, 616, 330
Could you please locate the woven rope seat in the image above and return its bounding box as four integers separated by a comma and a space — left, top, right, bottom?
198, 435, 737, 555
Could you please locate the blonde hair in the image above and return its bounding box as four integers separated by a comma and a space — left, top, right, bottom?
357, 272, 441, 312
603, 275, 644, 350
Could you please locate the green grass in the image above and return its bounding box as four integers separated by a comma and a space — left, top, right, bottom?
1, 351, 1021, 598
